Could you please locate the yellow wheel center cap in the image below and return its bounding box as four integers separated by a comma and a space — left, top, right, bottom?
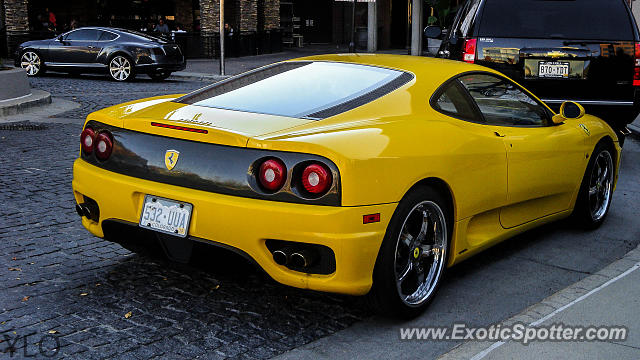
413, 247, 420, 259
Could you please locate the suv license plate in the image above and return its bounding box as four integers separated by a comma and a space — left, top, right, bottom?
139, 195, 192, 237
538, 61, 570, 78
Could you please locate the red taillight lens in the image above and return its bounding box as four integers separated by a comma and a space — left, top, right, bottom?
634, 43, 640, 86
301, 163, 332, 195
258, 159, 286, 191
463, 39, 477, 63
80, 127, 96, 154
94, 132, 113, 161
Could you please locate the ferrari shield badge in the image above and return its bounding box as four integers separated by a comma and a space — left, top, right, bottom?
165, 150, 180, 170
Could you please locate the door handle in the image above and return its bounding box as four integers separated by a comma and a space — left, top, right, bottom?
88, 45, 96, 49
494, 131, 506, 137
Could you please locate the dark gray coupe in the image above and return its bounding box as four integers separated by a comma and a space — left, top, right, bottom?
15, 27, 186, 81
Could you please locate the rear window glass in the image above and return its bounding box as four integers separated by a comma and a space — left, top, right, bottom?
478, 0, 634, 41
177, 62, 411, 119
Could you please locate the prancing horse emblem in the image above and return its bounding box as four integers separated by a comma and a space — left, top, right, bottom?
165, 150, 180, 170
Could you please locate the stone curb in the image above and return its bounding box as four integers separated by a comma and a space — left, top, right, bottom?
629, 122, 640, 138
437, 245, 640, 360
0, 89, 52, 117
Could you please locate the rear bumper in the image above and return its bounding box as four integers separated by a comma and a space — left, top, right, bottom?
72, 159, 397, 295
135, 61, 186, 73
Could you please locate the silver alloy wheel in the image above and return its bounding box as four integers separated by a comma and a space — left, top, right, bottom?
394, 200, 448, 307
588, 150, 614, 221
21, 51, 41, 76
109, 56, 131, 81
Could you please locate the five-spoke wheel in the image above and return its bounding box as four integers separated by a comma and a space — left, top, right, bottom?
109, 55, 134, 81
20, 51, 43, 76
394, 201, 448, 306
368, 186, 450, 318
573, 142, 615, 228
588, 149, 614, 222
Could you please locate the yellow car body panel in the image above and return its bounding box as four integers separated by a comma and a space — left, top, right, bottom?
72, 54, 621, 295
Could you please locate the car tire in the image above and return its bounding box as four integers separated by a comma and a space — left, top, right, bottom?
367, 185, 452, 319
108, 55, 136, 81
20, 50, 46, 77
149, 71, 172, 81
572, 141, 616, 229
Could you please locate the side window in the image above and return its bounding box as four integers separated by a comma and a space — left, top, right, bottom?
432, 81, 481, 123
99, 31, 118, 41
65, 29, 99, 41
458, 74, 550, 127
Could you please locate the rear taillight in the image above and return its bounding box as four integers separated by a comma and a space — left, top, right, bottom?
634, 43, 640, 86
258, 159, 286, 192
94, 132, 113, 161
463, 38, 477, 63
301, 163, 332, 195
80, 127, 96, 154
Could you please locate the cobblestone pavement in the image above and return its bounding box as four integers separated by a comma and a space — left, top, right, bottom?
28, 74, 208, 119
0, 77, 369, 359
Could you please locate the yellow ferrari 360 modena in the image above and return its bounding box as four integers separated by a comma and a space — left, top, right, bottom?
72, 54, 620, 318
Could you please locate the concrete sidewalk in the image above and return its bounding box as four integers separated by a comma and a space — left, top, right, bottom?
441, 246, 640, 360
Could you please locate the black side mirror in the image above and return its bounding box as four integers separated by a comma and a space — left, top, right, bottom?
424, 26, 442, 39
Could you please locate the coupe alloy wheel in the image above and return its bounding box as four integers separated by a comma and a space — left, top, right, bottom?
588, 150, 613, 222
394, 200, 448, 307
109, 56, 132, 81
21, 51, 41, 76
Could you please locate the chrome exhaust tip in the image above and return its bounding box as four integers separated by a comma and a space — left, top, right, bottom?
75, 204, 84, 217
272, 249, 289, 265
76, 202, 95, 219
290, 249, 316, 268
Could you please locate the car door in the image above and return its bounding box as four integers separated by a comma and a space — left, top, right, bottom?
49, 29, 100, 64
430, 76, 509, 221
458, 73, 587, 229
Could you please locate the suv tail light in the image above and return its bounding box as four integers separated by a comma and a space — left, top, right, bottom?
301, 163, 332, 195
634, 43, 640, 86
463, 38, 477, 63
95, 132, 113, 160
258, 159, 287, 192
80, 127, 96, 154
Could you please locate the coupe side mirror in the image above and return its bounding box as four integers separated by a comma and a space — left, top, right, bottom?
552, 101, 585, 124
424, 25, 442, 39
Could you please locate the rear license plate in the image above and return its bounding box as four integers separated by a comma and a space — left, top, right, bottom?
139, 195, 192, 237
538, 61, 570, 78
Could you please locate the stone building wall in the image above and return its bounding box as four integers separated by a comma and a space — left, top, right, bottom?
3, 0, 29, 55
237, 0, 256, 32
262, 0, 279, 30
175, 0, 194, 31
199, 0, 220, 34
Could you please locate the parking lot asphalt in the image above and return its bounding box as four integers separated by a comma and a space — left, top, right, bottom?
1, 75, 639, 359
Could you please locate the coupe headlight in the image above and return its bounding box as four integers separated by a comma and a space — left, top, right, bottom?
151, 47, 165, 56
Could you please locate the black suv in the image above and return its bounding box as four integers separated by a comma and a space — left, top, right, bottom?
425, 0, 639, 139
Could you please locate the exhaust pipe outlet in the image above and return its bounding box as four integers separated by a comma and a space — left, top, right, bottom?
290, 249, 317, 268
272, 247, 293, 265
76, 202, 98, 220
75, 203, 92, 218
75, 204, 85, 217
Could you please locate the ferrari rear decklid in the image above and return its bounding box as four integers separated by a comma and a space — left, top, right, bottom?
121, 100, 314, 147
